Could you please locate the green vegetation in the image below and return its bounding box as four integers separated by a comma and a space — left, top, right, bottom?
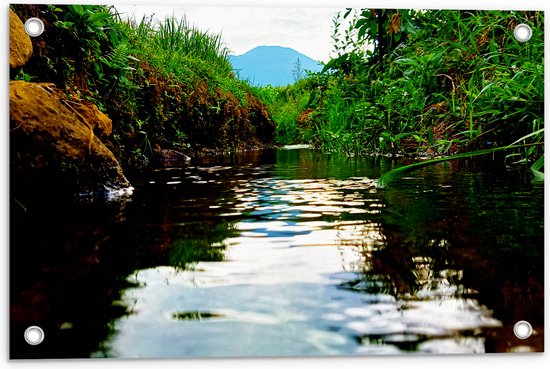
261, 10, 543, 169
12, 5, 544, 182
12, 4, 274, 170
377, 143, 542, 188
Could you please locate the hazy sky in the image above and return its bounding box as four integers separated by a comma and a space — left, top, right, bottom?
112, 0, 543, 62
115, 5, 343, 62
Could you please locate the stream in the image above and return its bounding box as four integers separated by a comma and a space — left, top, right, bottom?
10, 147, 544, 358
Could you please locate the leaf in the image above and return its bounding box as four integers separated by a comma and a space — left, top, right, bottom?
68, 4, 84, 16
395, 58, 418, 66
88, 12, 112, 24
355, 18, 369, 29
108, 30, 120, 45
404, 19, 417, 35
54, 20, 74, 29
531, 155, 544, 181
321, 54, 348, 73
358, 25, 369, 40
377, 144, 543, 188
508, 128, 544, 146
473, 82, 494, 102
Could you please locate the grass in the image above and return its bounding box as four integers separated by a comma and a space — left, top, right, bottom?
263, 9, 544, 171
122, 14, 234, 85
13, 5, 543, 178
12, 4, 275, 170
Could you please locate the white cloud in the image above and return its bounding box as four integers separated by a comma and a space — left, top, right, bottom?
116, 5, 343, 62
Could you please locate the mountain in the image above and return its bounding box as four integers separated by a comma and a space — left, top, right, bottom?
229, 46, 323, 87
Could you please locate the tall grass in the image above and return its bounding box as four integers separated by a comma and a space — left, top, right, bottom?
13, 4, 273, 169
119, 14, 234, 83
270, 10, 544, 164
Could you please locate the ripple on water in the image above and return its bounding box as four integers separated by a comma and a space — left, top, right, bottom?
93, 151, 544, 358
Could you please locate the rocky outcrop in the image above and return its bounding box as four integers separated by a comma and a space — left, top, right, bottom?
10, 9, 33, 68
38, 83, 114, 137
10, 81, 132, 197
9, 8, 130, 199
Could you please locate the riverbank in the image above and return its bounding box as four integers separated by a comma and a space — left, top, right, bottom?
10, 4, 276, 199
10, 7, 544, 200
261, 10, 543, 165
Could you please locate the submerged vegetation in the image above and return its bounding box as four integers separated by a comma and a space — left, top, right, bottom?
260, 9, 543, 175
11, 4, 275, 172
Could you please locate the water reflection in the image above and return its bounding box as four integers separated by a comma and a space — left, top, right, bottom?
10, 198, 134, 359
10, 162, 244, 358
372, 159, 544, 353
10, 149, 544, 358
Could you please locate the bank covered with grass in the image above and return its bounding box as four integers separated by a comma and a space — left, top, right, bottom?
10, 6, 544, 198
261, 9, 543, 167
11, 4, 275, 176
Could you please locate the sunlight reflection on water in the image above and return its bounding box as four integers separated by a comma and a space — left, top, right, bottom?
95, 154, 512, 358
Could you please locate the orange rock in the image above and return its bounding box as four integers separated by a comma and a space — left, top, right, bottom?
36, 83, 113, 137
10, 81, 131, 196
71, 99, 113, 137
10, 9, 33, 68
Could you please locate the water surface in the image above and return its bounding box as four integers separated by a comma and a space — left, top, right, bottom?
10, 148, 544, 358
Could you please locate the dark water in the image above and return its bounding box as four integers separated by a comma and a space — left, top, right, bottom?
10, 147, 544, 358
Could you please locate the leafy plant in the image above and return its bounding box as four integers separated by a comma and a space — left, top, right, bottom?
272, 9, 543, 165
14, 70, 33, 82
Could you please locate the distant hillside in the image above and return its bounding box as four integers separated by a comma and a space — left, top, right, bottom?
229, 46, 323, 87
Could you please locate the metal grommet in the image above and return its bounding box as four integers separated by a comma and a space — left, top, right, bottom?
24, 326, 45, 345
514, 23, 532, 42
513, 320, 532, 339
24, 17, 45, 37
